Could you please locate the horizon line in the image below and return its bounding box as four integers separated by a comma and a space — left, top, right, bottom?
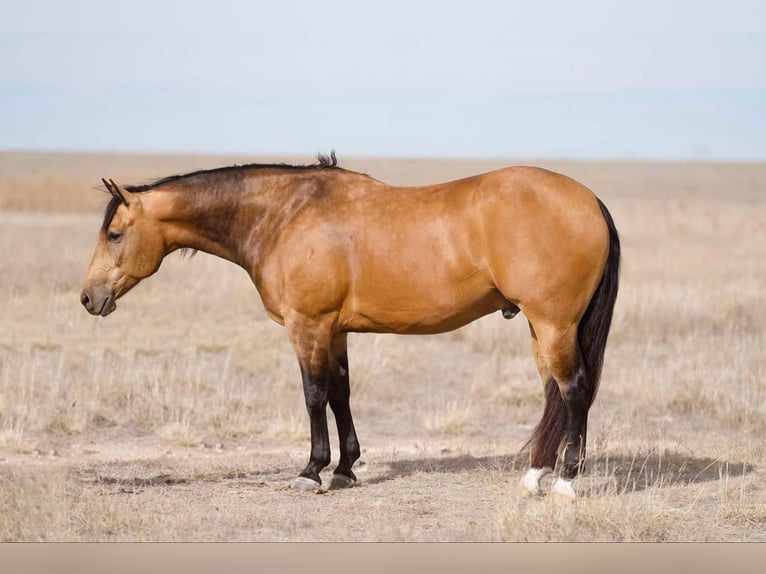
2, 146, 765, 166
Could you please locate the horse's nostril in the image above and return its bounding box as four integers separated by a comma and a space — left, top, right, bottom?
80, 291, 91, 308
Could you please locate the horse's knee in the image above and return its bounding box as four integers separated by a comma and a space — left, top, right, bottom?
534, 324, 589, 407
560, 367, 590, 409
305, 398, 327, 419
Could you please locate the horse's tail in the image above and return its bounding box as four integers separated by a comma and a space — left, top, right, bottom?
525, 197, 620, 463
578, 197, 620, 405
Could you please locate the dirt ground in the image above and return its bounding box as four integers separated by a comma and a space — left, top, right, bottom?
1, 152, 765, 541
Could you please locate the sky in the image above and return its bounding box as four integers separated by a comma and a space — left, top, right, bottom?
1, 0, 764, 160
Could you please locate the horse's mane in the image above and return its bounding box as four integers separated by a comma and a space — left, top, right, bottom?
123, 151, 339, 193
101, 152, 340, 231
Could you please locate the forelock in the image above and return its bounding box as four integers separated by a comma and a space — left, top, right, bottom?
101, 194, 123, 232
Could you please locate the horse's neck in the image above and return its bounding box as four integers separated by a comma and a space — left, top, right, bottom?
152, 174, 306, 269
151, 186, 245, 264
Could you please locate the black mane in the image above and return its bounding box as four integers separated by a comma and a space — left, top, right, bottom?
123, 151, 339, 193
101, 152, 339, 231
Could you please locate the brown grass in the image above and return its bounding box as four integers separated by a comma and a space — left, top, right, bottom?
1, 151, 765, 541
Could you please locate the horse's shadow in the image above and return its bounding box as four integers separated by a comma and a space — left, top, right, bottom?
82, 450, 755, 497
363, 451, 755, 495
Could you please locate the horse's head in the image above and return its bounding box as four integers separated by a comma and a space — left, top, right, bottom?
80, 179, 165, 316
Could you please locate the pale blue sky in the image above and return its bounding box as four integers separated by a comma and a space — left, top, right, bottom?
1, 0, 764, 160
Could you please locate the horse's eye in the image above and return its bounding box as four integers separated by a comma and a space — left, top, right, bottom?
107, 231, 123, 243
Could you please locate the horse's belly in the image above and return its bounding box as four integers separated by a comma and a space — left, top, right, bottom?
342, 283, 508, 335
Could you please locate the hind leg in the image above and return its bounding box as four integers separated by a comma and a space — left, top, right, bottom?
525, 321, 592, 498
521, 322, 557, 495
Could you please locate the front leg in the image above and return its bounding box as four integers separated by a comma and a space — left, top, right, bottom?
328, 333, 361, 489
287, 314, 334, 491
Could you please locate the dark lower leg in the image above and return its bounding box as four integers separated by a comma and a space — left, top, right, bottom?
560, 363, 590, 480
527, 326, 564, 470
328, 344, 360, 480
298, 364, 331, 484
530, 377, 567, 469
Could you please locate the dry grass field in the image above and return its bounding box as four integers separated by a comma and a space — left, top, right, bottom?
1, 151, 765, 541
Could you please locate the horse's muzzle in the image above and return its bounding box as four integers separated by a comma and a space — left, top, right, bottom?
80, 287, 117, 316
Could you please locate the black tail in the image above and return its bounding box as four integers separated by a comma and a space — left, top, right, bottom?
579, 197, 620, 405
525, 197, 620, 466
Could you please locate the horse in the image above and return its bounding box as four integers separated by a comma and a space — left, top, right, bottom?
81, 153, 620, 498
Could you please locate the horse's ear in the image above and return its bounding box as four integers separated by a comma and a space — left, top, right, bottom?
102, 178, 129, 206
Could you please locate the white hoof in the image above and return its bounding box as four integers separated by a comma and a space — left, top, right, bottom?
292, 476, 321, 492
329, 474, 356, 490
551, 477, 577, 501
520, 467, 552, 496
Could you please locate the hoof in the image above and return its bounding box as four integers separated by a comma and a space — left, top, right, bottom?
551, 477, 577, 502
329, 474, 356, 490
520, 467, 552, 497
293, 476, 321, 492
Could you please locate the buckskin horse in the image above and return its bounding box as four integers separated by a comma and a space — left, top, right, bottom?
81, 154, 620, 499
